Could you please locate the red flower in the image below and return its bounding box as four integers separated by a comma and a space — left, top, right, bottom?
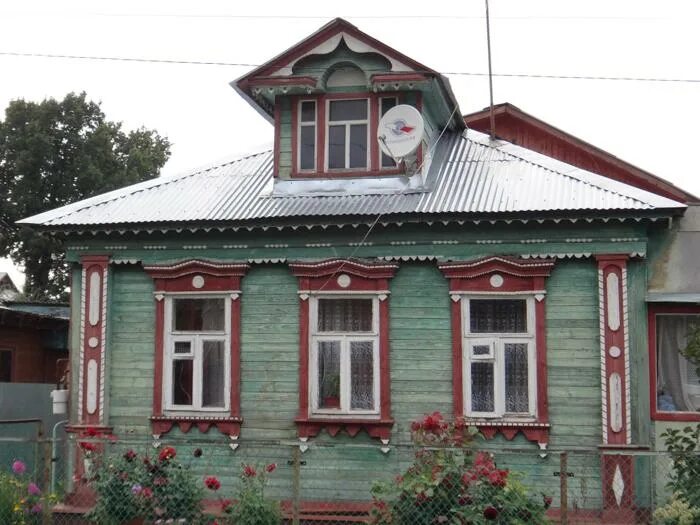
483, 506, 499, 520
488, 469, 508, 488
458, 495, 471, 506
141, 487, 153, 499
219, 498, 232, 512
123, 449, 137, 462
410, 420, 421, 432
79, 441, 97, 452
266, 463, 277, 473
422, 411, 446, 432
84, 427, 99, 437
158, 446, 176, 462
543, 495, 553, 509
154, 476, 168, 486
243, 465, 257, 477
204, 476, 221, 491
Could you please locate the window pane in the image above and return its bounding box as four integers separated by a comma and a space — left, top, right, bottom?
329, 99, 367, 121
300, 125, 316, 170
328, 125, 345, 169
174, 341, 191, 354
301, 101, 316, 122
202, 340, 225, 408
381, 97, 397, 116
470, 299, 527, 333
174, 299, 225, 331
471, 362, 494, 412
505, 343, 529, 413
318, 341, 341, 409
349, 124, 367, 168
317, 299, 372, 332
657, 314, 700, 412
351, 341, 374, 410
0, 350, 11, 382
172, 359, 193, 405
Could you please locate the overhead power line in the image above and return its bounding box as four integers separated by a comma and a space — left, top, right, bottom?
1, 51, 699, 84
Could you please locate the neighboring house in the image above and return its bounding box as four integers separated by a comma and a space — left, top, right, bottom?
0, 301, 69, 383
18, 18, 696, 521
0, 272, 20, 301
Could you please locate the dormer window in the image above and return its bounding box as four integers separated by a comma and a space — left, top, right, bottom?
292, 93, 409, 178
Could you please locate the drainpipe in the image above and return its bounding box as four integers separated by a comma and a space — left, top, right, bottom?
51, 419, 69, 494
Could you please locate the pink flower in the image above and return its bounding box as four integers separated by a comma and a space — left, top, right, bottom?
266, 463, 276, 473
12, 460, 26, 475
141, 487, 153, 499
30, 503, 42, 514
27, 482, 41, 496
123, 449, 137, 462
158, 446, 176, 462
243, 465, 257, 477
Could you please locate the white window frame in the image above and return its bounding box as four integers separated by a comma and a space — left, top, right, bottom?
162, 294, 231, 415
297, 99, 317, 172
325, 98, 370, 171
462, 294, 537, 419
308, 294, 380, 417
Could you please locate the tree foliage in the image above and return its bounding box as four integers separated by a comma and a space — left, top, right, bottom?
0, 92, 170, 300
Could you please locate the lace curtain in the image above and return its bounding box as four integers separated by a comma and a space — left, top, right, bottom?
657, 315, 700, 412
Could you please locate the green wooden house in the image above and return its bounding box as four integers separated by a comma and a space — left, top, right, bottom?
19, 18, 699, 522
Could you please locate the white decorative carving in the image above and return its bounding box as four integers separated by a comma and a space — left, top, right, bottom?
229, 434, 239, 451
152, 434, 161, 449
609, 346, 621, 358
609, 373, 623, 432
88, 271, 101, 326
538, 442, 548, 458
378, 294, 388, 302
299, 437, 309, 453
230, 293, 240, 301
299, 293, 309, 301
192, 275, 205, 289
612, 464, 625, 506
380, 438, 390, 454
450, 294, 461, 303
88, 337, 99, 348
606, 272, 621, 331
155, 294, 165, 302
87, 359, 98, 414
534, 293, 545, 302
489, 274, 504, 288
337, 274, 351, 288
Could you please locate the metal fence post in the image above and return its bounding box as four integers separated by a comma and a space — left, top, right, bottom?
560, 452, 568, 525
292, 446, 301, 525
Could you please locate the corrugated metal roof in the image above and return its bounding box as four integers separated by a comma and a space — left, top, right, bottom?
19, 129, 685, 229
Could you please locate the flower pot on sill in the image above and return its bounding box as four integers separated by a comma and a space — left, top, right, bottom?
323, 396, 340, 409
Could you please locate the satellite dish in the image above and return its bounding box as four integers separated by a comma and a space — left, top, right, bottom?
377, 104, 424, 161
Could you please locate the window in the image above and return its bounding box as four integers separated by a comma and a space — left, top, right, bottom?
289, 259, 397, 441
652, 310, 700, 417
290, 93, 418, 177
0, 349, 11, 382
464, 298, 535, 418
439, 257, 554, 448
144, 260, 248, 438
310, 298, 379, 415
327, 99, 369, 170
165, 297, 229, 412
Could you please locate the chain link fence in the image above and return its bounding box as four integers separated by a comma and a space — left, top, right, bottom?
0, 434, 698, 524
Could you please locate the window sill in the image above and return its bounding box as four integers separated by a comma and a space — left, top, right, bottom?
150, 415, 243, 437
466, 419, 550, 447
651, 410, 700, 422
290, 168, 404, 179
295, 416, 394, 440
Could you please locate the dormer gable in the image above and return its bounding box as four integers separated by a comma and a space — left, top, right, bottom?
233, 18, 463, 182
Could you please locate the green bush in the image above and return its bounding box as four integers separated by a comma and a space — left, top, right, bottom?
659, 424, 700, 521
220, 463, 281, 525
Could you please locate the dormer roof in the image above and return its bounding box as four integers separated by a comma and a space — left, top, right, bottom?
233, 18, 463, 130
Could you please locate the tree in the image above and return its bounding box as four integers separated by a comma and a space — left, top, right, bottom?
0, 92, 170, 300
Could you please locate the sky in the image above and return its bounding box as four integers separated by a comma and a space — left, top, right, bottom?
1, 0, 700, 289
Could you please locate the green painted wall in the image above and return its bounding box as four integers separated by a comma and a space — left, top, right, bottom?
62, 218, 669, 505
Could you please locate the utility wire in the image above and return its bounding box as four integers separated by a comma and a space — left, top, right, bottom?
0, 51, 698, 84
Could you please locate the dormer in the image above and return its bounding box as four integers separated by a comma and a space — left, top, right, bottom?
233, 18, 463, 185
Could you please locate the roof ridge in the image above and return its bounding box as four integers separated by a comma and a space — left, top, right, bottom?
464, 130, 659, 207
19, 148, 273, 225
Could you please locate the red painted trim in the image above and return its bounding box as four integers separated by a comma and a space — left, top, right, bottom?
273, 103, 281, 178
80, 254, 109, 426
371, 73, 430, 84
596, 255, 629, 445
290, 92, 406, 178
439, 256, 554, 446
291, 259, 397, 440
247, 76, 318, 87
648, 303, 700, 422
144, 260, 250, 437
450, 299, 464, 416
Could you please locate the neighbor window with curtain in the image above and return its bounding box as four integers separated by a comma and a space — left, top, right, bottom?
310, 297, 379, 415
656, 314, 700, 413
164, 296, 230, 412
463, 297, 536, 418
